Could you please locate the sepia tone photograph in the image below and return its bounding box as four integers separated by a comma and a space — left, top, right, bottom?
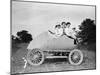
11, 0, 96, 75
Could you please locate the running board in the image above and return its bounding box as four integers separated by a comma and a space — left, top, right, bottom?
46, 56, 68, 58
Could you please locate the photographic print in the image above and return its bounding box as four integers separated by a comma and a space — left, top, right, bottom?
11, 0, 96, 74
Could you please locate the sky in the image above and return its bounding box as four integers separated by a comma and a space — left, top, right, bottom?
12, 1, 95, 38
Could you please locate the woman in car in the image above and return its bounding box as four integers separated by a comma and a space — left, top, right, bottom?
48, 24, 63, 38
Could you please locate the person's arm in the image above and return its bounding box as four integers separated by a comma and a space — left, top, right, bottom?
48, 30, 55, 34
48, 28, 63, 38
48, 30, 58, 38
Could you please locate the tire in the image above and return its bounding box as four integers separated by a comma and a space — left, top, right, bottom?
68, 49, 83, 65
27, 49, 44, 66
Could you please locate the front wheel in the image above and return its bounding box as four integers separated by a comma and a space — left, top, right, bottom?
68, 49, 83, 65
27, 49, 44, 66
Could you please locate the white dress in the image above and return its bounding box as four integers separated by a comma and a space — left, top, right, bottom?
48, 27, 63, 38
65, 27, 76, 39
55, 28, 63, 37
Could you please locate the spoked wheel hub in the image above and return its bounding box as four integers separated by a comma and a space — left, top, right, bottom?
27, 49, 44, 66
68, 49, 83, 65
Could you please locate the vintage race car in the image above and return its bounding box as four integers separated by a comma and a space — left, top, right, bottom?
26, 31, 83, 66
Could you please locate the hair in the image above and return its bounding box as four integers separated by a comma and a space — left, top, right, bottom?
72, 28, 76, 30
66, 22, 71, 25
61, 22, 71, 27
61, 22, 66, 25
55, 24, 61, 28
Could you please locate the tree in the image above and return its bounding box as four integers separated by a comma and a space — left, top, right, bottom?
16, 30, 33, 43
77, 18, 96, 44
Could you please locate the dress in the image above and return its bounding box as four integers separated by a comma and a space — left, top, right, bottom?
64, 27, 76, 39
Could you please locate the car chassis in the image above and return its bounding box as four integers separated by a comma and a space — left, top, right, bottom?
26, 23, 84, 66
26, 48, 83, 66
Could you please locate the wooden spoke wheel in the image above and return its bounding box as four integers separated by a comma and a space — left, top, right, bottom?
68, 49, 83, 65
27, 49, 44, 66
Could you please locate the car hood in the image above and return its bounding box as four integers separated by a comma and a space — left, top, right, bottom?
27, 31, 75, 50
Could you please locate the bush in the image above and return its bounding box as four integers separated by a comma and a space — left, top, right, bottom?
77, 18, 96, 45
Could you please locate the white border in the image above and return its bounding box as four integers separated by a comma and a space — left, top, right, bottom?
0, 0, 100, 75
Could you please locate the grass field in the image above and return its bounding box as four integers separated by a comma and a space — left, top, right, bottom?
11, 42, 96, 74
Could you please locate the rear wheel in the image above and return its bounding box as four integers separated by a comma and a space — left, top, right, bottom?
27, 49, 44, 66
68, 49, 83, 65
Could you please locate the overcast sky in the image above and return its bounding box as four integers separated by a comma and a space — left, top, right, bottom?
12, 1, 95, 38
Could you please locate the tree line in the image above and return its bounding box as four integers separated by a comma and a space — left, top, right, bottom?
76, 18, 96, 45
12, 18, 96, 45
12, 30, 33, 43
